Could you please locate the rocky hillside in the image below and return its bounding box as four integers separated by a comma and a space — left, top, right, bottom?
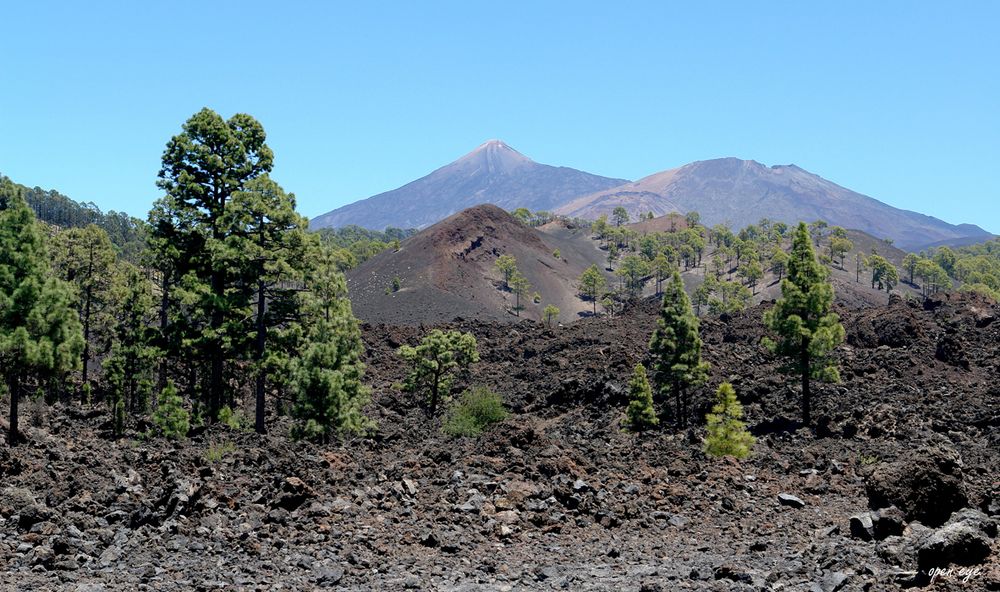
555, 158, 992, 251
310, 141, 627, 231
2, 292, 998, 590
345, 204, 614, 325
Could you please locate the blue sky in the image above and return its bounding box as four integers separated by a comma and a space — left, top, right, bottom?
2, 1, 998, 231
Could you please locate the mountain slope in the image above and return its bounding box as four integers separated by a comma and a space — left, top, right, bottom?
311, 141, 628, 231
345, 204, 613, 325
555, 158, 992, 251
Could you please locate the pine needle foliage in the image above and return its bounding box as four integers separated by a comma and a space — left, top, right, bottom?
152, 381, 190, 440
399, 330, 479, 414
648, 271, 709, 427
624, 363, 658, 432
763, 222, 845, 426
703, 382, 754, 459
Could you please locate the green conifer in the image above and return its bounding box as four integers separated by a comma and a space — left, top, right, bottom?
0, 179, 84, 445
625, 364, 658, 431
152, 381, 190, 440
703, 382, 754, 459
763, 222, 845, 426
649, 271, 709, 427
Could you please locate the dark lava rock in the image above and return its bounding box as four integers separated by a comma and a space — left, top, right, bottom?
778, 493, 805, 508
935, 333, 970, 369
849, 513, 875, 541
866, 445, 967, 527
917, 509, 997, 569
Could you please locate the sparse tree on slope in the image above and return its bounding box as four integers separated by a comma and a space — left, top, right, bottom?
543, 304, 559, 328
649, 271, 709, 428
625, 363, 658, 432
771, 247, 789, 282
510, 271, 531, 316
0, 180, 83, 445
704, 382, 754, 459
902, 253, 919, 284
495, 254, 517, 289
763, 222, 844, 427
868, 254, 899, 294
578, 265, 606, 315
399, 330, 479, 415
612, 206, 630, 227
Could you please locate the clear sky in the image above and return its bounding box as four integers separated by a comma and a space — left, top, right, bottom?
2, 1, 998, 232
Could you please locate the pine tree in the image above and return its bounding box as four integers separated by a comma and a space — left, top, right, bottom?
625, 363, 658, 431
612, 206, 630, 226
902, 253, 919, 285
152, 108, 273, 422
399, 330, 479, 414
495, 255, 517, 289
290, 248, 371, 442
703, 382, 754, 459
0, 179, 84, 445
542, 304, 559, 328
104, 264, 158, 423
225, 175, 309, 434
763, 222, 845, 427
578, 264, 607, 315
771, 248, 789, 281
152, 381, 190, 439
510, 272, 531, 316
649, 271, 709, 427
52, 224, 117, 397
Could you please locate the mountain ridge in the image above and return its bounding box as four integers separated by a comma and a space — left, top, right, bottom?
554, 157, 992, 251
310, 141, 629, 231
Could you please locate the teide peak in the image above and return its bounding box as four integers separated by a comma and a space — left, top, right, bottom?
309, 141, 628, 231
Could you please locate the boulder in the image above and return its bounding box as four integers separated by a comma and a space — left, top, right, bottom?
849, 513, 874, 541
865, 445, 966, 526
917, 509, 996, 569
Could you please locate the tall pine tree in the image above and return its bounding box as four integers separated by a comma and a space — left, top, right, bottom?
0, 179, 84, 445
649, 271, 709, 428
224, 175, 308, 434
763, 222, 844, 426
152, 108, 273, 421
52, 224, 117, 397
104, 264, 158, 421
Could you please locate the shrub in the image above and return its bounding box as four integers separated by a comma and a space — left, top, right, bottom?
442, 387, 508, 437
152, 382, 190, 440
205, 440, 236, 463
703, 382, 754, 459
218, 405, 247, 431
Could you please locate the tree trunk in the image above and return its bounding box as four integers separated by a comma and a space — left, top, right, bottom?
81, 284, 92, 398
8, 375, 19, 446
255, 278, 267, 435
209, 271, 224, 423
158, 271, 170, 394
800, 336, 811, 427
